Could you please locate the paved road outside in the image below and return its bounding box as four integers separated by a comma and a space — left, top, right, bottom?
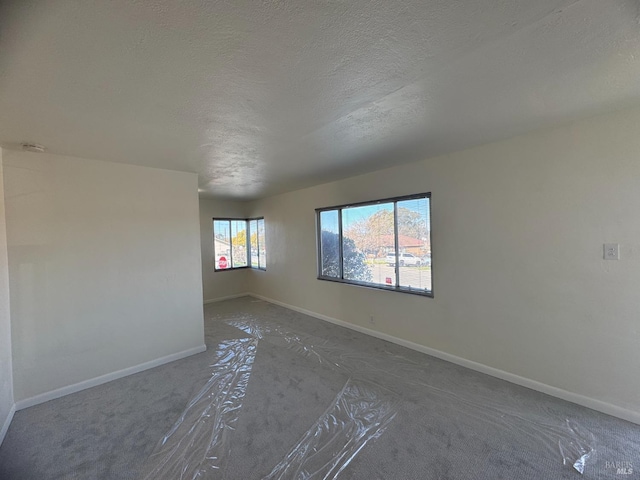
368, 264, 432, 291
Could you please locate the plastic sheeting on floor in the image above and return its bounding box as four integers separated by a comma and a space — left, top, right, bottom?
140, 338, 258, 479
140, 309, 602, 479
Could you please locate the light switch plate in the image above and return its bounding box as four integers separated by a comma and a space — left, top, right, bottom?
604, 243, 620, 260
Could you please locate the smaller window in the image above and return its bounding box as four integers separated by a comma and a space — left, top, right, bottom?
213, 217, 266, 271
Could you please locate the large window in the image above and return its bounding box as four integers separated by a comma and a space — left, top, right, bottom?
316, 193, 432, 296
213, 217, 266, 271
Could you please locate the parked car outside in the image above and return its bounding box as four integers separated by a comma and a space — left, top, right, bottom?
386, 252, 421, 267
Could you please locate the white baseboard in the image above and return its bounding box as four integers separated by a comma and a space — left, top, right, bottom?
0, 403, 15, 446
204, 292, 250, 305
249, 293, 640, 425
15, 344, 207, 411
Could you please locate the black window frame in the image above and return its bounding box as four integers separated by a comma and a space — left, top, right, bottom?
316, 193, 432, 297
213, 217, 266, 272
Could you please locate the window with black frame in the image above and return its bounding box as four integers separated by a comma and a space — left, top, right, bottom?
316, 194, 431, 296
213, 217, 266, 271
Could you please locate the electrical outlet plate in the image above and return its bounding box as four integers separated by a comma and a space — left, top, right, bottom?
604, 243, 620, 260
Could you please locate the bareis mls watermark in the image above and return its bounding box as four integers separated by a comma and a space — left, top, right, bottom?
605, 461, 633, 475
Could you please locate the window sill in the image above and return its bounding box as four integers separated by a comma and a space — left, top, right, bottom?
317, 276, 433, 297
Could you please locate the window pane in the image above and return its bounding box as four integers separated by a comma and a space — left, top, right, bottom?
316, 194, 431, 296
341, 203, 393, 285
397, 197, 431, 292
231, 220, 247, 268
257, 218, 266, 269
319, 210, 340, 278
249, 220, 259, 268
213, 220, 231, 270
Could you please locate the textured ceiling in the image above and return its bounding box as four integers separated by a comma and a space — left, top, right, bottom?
1, 0, 640, 199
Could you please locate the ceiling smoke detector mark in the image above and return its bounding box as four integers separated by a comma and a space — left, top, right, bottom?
603, 243, 620, 260
21, 142, 46, 153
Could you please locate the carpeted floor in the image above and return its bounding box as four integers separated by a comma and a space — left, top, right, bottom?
1, 296, 638, 479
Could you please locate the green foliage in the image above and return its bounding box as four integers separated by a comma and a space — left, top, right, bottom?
321, 230, 372, 282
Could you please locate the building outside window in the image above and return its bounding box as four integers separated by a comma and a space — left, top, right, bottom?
316, 194, 431, 296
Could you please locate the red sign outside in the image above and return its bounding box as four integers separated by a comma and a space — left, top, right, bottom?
218, 256, 228, 269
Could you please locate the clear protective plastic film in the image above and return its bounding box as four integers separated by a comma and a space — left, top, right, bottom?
227, 315, 598, 476
560, 420, 596, 474
263, 379, 397, 480
139, 329, 399, 479
139, 338, 258, 480
141, 309, 601, 479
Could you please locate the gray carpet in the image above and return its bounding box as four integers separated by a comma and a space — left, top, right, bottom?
1, 296, 638, 479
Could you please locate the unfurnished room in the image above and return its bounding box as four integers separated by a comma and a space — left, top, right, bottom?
0, 1, 639, 479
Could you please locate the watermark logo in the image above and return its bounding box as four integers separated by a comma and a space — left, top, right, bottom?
606, 461, 634, 475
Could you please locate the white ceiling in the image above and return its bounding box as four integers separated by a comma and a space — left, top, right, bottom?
1, 0, 640, 200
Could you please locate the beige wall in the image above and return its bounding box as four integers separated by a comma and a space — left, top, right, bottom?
199, 196, 249, 302
4, 150, 205, 402
0, 149, 14, 444
247, 106, 640, 421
